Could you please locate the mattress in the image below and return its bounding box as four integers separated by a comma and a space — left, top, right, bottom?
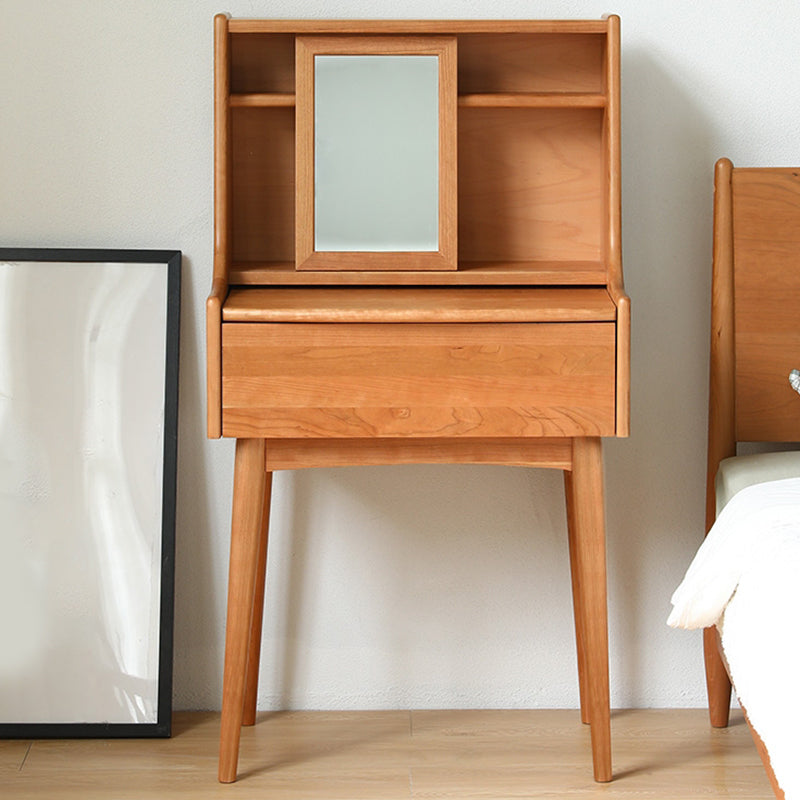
669, 477, 800, 800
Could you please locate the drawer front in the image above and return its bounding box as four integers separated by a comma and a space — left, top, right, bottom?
221, 322, 616, 438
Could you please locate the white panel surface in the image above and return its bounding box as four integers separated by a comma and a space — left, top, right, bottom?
0, 261, 167, 724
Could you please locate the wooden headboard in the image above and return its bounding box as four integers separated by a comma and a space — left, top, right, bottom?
711, 160, 800, 449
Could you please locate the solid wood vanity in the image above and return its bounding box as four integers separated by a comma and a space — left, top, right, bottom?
208, 15, 629, 784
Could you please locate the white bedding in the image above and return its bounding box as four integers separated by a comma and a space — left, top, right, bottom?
669, 477, 800, 800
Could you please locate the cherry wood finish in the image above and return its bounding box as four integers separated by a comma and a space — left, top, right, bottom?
566, 438, 611, 782
210, 15, 628, 785
732, 169, 800, 441
705, 158, 736, 729
705, 158, 800, 799
221, 287, 617, 322
229, 260, 608, 285
242, 472, 272, 727
221, 321, 616, 439
219, 439, 267, 782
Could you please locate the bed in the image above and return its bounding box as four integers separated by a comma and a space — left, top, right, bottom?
669, 159, 800, 800
670, 466, 800, 800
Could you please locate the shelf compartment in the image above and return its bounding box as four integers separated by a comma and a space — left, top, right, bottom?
231, 108, 295, 263
229, 32, 295, 93
458, 32, 605, 94
458, 107, 604, 264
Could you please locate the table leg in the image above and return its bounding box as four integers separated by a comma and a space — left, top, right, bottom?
219, 438, 267, 784
568, 437, 611, 782
704, 627, 732, 727
243, 472, 273, 726
564, 469, 590, 725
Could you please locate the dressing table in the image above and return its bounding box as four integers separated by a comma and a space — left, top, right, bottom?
207, 15, 629, 784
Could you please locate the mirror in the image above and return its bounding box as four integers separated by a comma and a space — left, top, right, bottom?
0, 249, 179, 737
296, 35, 457, 271
315, 55, 439, 253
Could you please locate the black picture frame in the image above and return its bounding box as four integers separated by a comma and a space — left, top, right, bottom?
0, 248, 180, 738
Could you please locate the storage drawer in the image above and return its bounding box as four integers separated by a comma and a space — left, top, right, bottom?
221, 322, 616, 438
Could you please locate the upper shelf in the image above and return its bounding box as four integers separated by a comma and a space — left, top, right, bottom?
229, 92, 606, 109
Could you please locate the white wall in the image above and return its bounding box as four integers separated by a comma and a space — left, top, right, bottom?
2, 0, 799, 712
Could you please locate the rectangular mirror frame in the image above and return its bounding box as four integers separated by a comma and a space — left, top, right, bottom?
0, 247, 179, 739
295, 35, 457, 271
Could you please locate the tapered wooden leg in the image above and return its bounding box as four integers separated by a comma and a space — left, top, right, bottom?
569, 437, 612, 783
243, 472, 273, 726
219, 438, 267, 784
704, 626, 732, 727
564, 470, 590, 725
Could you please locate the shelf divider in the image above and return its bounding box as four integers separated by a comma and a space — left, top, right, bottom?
230, 93, 296, 108
458, 92, 606, 109
228, 92, 606, 110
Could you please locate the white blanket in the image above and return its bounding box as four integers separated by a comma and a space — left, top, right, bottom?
669, 477, 800, 800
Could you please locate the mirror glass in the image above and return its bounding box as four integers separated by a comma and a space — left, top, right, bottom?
0, 255, 177, 731
314, 54, 439, 252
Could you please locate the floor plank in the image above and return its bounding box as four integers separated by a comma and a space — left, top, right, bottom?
0, 709, 774, 799
0, 740, 30, 773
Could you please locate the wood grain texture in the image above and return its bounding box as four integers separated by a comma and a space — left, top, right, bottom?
564, 469, 590, 725
230, 92, 296, 107
213, 13, 231, 274
229, 260, 609, 286
229, 32, 295, 93
612, 288, 630, 437
457, 32, 604, 94
567, 437, 611, 782
231, 107, 295, 263
459, 92, 605, 107
603, 16, 629, 437
4, 709, 770, 798
458, 107, 603, 262
704, 158, 736, 728
219, 439, 267, 783
221, 322, 616, 439
228, 92, 608, 110
206, 279, 226, 439
703, 161, 800, 800
210, 19, 628, 788
732, 167, 800, 441
263, 437, 574, 470
603, 15, 622, 285
209, 13, 231, 439
221, 287, 617, 323
229, 19, 611, 34
242, 472, 272, 727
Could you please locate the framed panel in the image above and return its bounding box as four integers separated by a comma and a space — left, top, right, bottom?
295, 35, 457, 271
0, 249, 180, 738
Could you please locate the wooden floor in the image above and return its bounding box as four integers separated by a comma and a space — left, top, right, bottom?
0, 709, 772, 799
